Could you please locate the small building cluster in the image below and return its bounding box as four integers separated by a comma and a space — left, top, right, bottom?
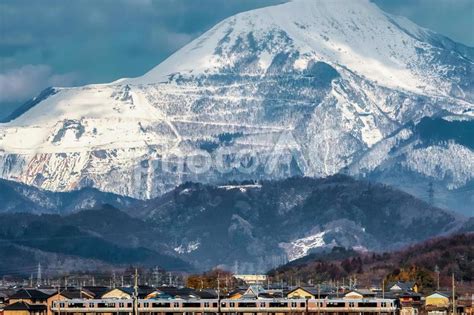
0, 281, 472, 315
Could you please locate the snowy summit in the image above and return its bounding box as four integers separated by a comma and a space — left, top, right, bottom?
0, 0, 472, 213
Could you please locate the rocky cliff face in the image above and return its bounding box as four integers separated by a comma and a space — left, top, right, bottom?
0, 0, 472, 213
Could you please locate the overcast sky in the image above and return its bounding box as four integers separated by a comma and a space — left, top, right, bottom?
0, 0, 473, 119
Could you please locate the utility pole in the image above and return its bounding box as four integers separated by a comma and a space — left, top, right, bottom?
382, 279, 385, 299
217, 275, 220, 300
37, 263, 42, 287
435, 265, 440, 290
317, 284, 321, 315
133, 269, 139, 315
217, 274, 221, 315
452, 273, 456, 315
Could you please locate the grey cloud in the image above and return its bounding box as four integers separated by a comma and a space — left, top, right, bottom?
0, 0, 472, 119
373, 0, 474, 46
0, 64, 78, 103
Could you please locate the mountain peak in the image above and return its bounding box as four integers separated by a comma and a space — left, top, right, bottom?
125, 0, 437, 95
0, 0, 472, 212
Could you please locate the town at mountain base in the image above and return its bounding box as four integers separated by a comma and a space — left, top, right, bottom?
0, 233, 472, 315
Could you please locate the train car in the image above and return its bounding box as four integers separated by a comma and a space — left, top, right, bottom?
52, 299, 133, 313
161, 299, 220, 313
52, 297, 398, 315
308, 298, 397, 314
220, 298, 307, 313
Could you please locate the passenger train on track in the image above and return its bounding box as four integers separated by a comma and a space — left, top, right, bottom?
52, 297, 398, 314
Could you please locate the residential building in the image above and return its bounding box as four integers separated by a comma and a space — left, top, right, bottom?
233, 275, 267, 285
7, 290, 50, 306
425, 292, 451, 315
3, 302, 46, 315
287, 287, 317, 299
101, 288, 133, 299
344, 289, 376, 299
389, 281, 419, 293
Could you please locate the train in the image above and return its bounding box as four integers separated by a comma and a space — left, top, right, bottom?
52, 297, 398, 314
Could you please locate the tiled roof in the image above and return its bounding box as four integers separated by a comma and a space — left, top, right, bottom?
9, 289, 50, 300
4, 301, 47, 311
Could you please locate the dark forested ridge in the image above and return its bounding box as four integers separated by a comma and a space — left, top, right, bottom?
0, 175, 471, 274
0, 178, 140, 214
269, 233, 474, 290
0, 206, 190, 275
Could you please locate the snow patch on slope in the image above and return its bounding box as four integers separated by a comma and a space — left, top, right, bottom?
174, 240, 201, 254
279, 231, 327, 261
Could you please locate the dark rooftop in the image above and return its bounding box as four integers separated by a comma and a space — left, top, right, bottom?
4, 301, 47, 311
9, 289, 50, 300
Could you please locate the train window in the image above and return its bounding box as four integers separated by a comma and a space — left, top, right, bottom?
327, 302, 345, 307
300, 303, 305, 307
269, 302, 288, 307
152, 303, 170, 308
238, 303, 256, 308
221, 303, 226, 307
127, 303, 132, 308
89, 303, 94, 308
349, 302, 355, 307
204, 302, 209, 307
230, 302, 235, 307
213, 303, 218, 307
291, 302, 297, 307
144, 303, 149, 308
174, 302, 179, 307
260, 302, 266, 307
183, 303, 201, 308
358, 302, 377, 307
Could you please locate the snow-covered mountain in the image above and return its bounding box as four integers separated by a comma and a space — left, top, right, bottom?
0, 0, 473, 212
